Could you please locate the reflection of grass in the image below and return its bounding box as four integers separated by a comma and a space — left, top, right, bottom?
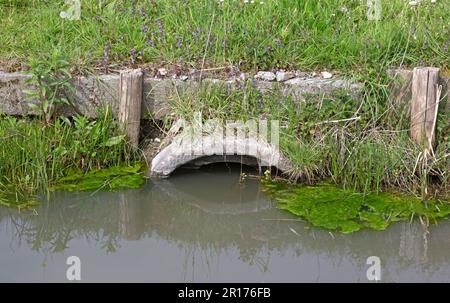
0, 183, 40, 210
262, 180, 450, 233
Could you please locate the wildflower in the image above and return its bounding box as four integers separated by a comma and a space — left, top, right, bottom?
140, 8, 148, 18
156, 20, 165, 38
176, 37, 183, 48
146, 38, 155, 47
141, 25, 148, 33
265, 45, 273, 53
130, 48, 136, 64
275, 38, 282, 47
103, 42, 109, 72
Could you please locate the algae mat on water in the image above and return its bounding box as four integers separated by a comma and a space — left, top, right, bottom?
1, 164, 146, 209
51, 163, 146, 192
262, 181, 450, 233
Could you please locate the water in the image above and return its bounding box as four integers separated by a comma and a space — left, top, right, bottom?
0, 164, 449, 282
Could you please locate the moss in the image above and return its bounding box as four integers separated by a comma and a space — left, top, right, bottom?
262, 180, 450, 233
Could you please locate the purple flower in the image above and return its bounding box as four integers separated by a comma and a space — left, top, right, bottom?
131, 48, 136, 64
141, 25, 148, 33
104, 42, 109, 60
176, 38, 183, 48
275, 38, 283, 48
156, 20, 165, 37
146, 38, 155, 47
194, 27, 202, 37
103, 42, 109, 73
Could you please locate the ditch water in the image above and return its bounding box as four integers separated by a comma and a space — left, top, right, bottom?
0, 164, 449, 282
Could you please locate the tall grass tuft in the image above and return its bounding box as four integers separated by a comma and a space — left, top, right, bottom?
0, 108, 136, 207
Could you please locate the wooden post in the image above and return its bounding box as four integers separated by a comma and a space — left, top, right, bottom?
119, 69, 143, 148
410, 67, 440, 151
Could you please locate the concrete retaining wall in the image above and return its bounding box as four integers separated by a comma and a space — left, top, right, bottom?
1, 70, 448, 120
1, 71, 364, 119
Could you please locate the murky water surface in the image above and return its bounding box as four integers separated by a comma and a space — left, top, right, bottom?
0, 165, 449, 282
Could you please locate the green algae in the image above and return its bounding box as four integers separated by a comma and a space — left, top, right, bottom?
262, 181, 450, 233
1, 163, 146, 209
50, 163, 146, 192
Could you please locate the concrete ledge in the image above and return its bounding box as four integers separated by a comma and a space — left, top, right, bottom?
2, 70, 447, 120
0, 71, 364, 119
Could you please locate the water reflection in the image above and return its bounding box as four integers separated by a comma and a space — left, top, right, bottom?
0, 164, 449, 282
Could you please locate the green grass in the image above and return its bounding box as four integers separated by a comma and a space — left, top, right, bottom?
0, 108, 140, 208
0, 0, 448, 74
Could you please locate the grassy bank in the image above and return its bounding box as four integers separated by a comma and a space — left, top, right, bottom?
0, 0, 448, 231
168, 83, 449, 199
0, 109, 143, 208
0, 0, 448, 75
165, 82, 449, 232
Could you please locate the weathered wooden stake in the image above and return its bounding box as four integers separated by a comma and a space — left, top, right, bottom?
410, 67, 440, 151
119, 69, 143, 148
